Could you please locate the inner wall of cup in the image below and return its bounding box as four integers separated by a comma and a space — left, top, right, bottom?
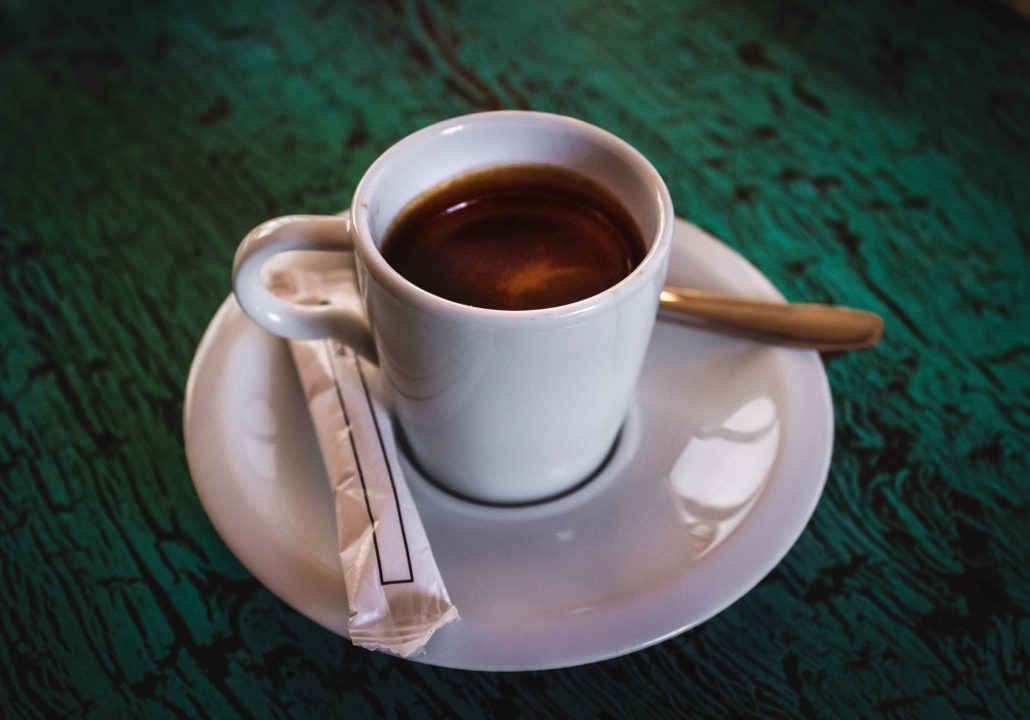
358, 118, 664, 250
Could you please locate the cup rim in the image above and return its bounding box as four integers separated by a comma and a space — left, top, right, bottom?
351, 110, 673, 324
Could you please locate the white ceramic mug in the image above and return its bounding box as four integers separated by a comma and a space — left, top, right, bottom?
233, 111, 673, 504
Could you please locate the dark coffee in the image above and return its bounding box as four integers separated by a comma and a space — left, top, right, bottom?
381, 164, 646, 311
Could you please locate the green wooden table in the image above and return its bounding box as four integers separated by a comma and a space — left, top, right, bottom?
2, 0, 1027, 717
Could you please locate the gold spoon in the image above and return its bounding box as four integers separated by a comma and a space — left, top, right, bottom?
659, 288, 883, 351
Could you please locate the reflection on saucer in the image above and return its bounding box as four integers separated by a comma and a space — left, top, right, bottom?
668, 397, 780, 557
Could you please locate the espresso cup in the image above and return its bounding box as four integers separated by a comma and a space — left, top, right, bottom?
233, 111, 673, 504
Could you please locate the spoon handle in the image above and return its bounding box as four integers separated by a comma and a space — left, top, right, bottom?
658, 288, 883, 351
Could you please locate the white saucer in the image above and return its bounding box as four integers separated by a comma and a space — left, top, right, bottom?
184, 218, 833, 671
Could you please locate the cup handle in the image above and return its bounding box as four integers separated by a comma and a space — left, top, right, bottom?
232, 213, 371, 348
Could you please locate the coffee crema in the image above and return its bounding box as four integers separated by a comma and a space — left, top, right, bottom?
380, 164, 646, 311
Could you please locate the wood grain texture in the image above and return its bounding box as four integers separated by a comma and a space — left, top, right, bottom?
1, 0, 1027, 717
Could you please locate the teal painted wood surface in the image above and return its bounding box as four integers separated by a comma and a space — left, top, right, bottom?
1, 0, 1027, 717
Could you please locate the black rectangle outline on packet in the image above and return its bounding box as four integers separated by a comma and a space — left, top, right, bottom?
327, 341, 414, 585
